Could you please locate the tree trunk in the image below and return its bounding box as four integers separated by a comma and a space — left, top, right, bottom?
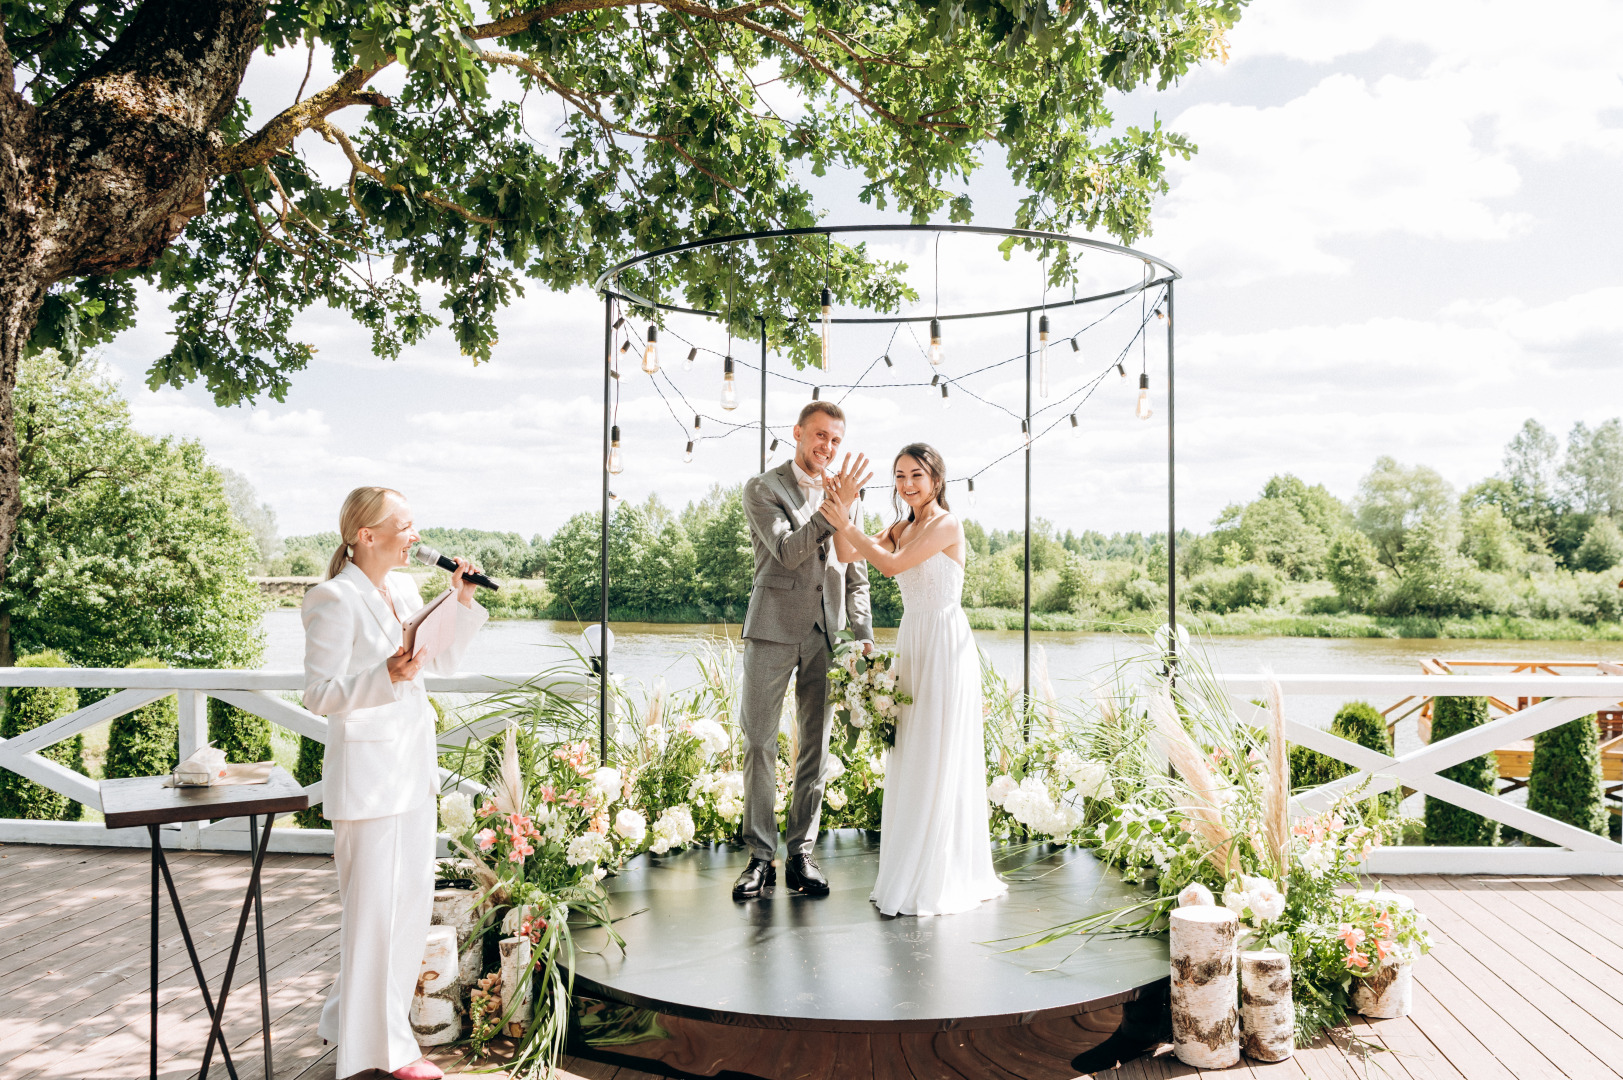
0, 2, 265, 663
1169, 906, 1240, 1069
1240, 949, 1294, 1061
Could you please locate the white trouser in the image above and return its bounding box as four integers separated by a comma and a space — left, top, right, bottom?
319, 796, 435, 1077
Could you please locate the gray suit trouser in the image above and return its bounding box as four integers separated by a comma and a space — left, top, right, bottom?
740, 626, 833, 861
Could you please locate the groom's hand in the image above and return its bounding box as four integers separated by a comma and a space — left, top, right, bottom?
861, 640, 874, 656
831, 453, 872, 508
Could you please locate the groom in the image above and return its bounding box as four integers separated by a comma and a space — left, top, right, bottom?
733, 400, 874, 901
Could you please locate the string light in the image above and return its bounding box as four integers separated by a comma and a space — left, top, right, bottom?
1038, 314, 1050, 398
1070, 411, 1081, 436
769, 437, 780, 453
1116, 361, 1127, 379
967, 478, 976, 507
685, 346, 699, 370
721, 355, 738, 410
812, 386, 821, 401
612, 316, 626, 331
931, 374, 940, 386
1136, 373, 1153, 420
820, 285, 833, 372
1021, 420, 1031, 447
619, 339, 631, 355
1070, 336, 1081, 355
882, 354, 893, 368
608, 425, 624, 474
929, 318, 943, 366
941, 382, 951, 409
642, 326, 660, 374
692, 414, 702, 435
684, 440, 694, 463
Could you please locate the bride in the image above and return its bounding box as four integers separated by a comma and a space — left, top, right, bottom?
821, 444, 1007, 917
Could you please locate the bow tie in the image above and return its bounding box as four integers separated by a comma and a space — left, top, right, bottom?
797, 472, 826, 490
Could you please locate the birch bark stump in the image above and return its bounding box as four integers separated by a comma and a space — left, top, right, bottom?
1240, 949, 1293, 1061
410, 926, 461, 1045
429, 886, 482, 1034
1170, 906, 1239, 1068
499, 935, 534, 1037
1354, 962, 1415, 1018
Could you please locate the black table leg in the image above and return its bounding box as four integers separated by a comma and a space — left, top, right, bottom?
154, 843, 239, 1079
149, 824, 159, 1080
197, 808, 276, 1080
251, 814, 273, 1080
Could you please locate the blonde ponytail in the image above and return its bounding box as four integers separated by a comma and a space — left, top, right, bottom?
327, 486, 406, 580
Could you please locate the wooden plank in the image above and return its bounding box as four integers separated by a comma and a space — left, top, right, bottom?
1406, 875, 1623, 1075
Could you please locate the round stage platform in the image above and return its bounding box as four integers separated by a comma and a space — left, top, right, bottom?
566, 831, 1169, 1080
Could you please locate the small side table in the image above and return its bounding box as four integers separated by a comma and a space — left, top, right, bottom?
101, 767, 309, 1080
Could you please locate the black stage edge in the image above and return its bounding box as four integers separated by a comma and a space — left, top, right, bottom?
566, 831, 1170, 1080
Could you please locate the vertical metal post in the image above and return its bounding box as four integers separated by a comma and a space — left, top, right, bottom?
600, 294, 612, 762
1023, 309, 1033, 738
1166, 279, 1177, 674
149, 825, 159, 1080
759, 317, 768, 474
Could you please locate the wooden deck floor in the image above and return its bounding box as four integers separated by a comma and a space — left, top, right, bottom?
0, 845, 1619, 1080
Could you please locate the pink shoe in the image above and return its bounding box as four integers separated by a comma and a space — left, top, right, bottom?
392, 1059, 444, 1080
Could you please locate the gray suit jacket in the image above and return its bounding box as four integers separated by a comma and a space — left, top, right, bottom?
741, 461, 874, 648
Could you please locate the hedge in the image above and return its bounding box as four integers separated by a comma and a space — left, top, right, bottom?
1526, 713, 1607, 842
293, 734, 325, 828
208, 697, 272, 764
102, 659, 178, 780
1289, 701, 1399, 815
1423, 696, 1500, 846
0, 651, 85, 820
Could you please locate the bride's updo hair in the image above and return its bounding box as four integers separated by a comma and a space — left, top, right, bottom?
891, 443, 950, 526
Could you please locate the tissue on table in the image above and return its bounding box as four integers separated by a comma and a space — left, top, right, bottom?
168, 746, 228, 787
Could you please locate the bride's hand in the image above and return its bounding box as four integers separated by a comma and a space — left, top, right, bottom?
830, 453, 872, 507
819, 495, 852, 532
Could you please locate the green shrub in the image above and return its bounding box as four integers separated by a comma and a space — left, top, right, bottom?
0, 651, 85, 820
103, 659, 178, 780
1526, 713, 1606, 842
208, 697, 272, 763
1289, 701, 1397, 817
1574, 517, 1623, 573
1423, 696, 1500, 846
1184, 565, 1285, 613
293, 734, 325, 828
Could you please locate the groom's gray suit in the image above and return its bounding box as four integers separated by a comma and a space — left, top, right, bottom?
739, 460, 874, 862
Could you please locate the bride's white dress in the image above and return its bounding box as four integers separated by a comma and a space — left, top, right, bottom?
870, 550, 1008, 917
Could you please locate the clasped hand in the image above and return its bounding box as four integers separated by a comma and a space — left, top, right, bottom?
818, 453, 873, 532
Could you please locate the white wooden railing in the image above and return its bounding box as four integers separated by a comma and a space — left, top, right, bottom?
0, 668, 593, 855
1221, 673, 1623, 875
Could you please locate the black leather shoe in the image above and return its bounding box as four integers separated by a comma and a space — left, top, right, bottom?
732, 857, 776, 900
784, 853, 830, 896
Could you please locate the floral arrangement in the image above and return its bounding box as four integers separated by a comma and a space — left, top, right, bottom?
1334, 889, 1432, 976
827, 633, 911, 747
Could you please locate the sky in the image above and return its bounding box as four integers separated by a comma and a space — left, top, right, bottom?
97, 0, 1623, 541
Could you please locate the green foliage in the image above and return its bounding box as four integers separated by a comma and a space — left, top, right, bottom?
1184, 565, 1285, 613
692, 491, 753, 612
209, 697, 272, 764
1289, 701, 1399, 817
1461, 503, 1521, 572
1574, 517, 1623, 573
1384, 514, 1483, 617
5, 354, 265, 667
1354, 456, 1457, 571
294, 734, 325, 828
1559, 419, 1623, 517
1210, 493, 1329, 580
103, 659, 178, 781
1527, 714, 1607, 842
18, 0, 1244, 400
0, 651, 84, 820
1424, 697, 1500, 846
1326, 530, 1383, 611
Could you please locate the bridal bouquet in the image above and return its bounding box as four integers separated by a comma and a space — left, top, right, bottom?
828, 634, 912, 748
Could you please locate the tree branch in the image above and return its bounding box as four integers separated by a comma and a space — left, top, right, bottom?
309, 118, 499, 226
213, 67, 390, 175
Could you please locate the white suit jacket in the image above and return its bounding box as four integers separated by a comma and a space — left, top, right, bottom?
302, 561, 488, 821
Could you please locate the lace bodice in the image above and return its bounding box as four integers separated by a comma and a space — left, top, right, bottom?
895, 551, 965, 614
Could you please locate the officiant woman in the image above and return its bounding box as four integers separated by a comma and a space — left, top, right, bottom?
302, 486, 488, 1080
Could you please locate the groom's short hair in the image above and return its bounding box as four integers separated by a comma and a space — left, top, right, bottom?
797, 401, 845, 426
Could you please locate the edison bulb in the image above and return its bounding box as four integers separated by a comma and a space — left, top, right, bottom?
820, 285, 832, 372
1136, 373, 1153, 420
683, 440, 694, 463
684, 346, 698, 370
1070, 412, 1081, 437
940, 383, 951, 409
642, 326, 659, 374
608, 425, 624, 474
928, 318, 943, 366
1038, 315, 1050, 398
967, 479, 977, 507
720, 356, 738, 411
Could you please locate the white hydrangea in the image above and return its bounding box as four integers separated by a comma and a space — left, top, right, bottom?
565, 831, 612, 866
873, 670, 895, 692
690, 717, 731, 758
1054, 752, 1110, 800
1224, 875, 1286, 925
869, 754, 886, 778
1299, 841, 1335, 879
1003, 776, 1084, 838
592, 766, 622, 800
439, 791, 474, 834
614, 808, 647, 843
986, 774, 1018, 806
649, 805, 696, 854
713, 771, 746, 820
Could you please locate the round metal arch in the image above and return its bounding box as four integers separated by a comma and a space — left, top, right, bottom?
590, 223, 1180, 758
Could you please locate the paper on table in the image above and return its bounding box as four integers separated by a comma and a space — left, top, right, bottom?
402, 588, 459, 664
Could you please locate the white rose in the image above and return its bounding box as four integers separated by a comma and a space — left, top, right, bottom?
690, 717, 731, 758
1177, 882, 1216, 908
869, 754, 887, 778
849, 704, 870, 729
826, 788, 849, 811
592, 766, 622, 799
986, 775, 1019, 807
1248, 881, 1286, 923
823, 755, 846, 783
614, 808, 647, 843
1067, 761, 1109, 800
439, 791, 474, 834
872, 694, 894, 714
874, 671, 895, 692
650, 805, 695, 854
714, 771, 746, 820
843, 652, 861, 675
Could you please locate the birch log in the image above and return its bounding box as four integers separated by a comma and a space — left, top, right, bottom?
410, 926, 461, 1045
1354, 962, 1414, 1018
498, 935, 534, 1037
1170, 906, 1240, 1069
1240, 950, 1294, 1061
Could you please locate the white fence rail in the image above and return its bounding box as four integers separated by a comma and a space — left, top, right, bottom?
1, 668, 1619, 873
1220, 673, 1623, 875
0, 669, 593, 855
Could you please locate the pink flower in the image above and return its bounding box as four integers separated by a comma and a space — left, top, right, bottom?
1374, 916, 1394, 938
589, 812, 609, 835
540, 785, 556, 804
1375, 938, 1396, 961
1346, 951, 1370, 969
511, 836, 534, 858
477, 801, 499, 818
1339, 925, 1366, 951
507, 812, 533, 834
475, 828, 497, 852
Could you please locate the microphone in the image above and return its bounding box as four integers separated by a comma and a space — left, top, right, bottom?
412, 543, 500, 590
